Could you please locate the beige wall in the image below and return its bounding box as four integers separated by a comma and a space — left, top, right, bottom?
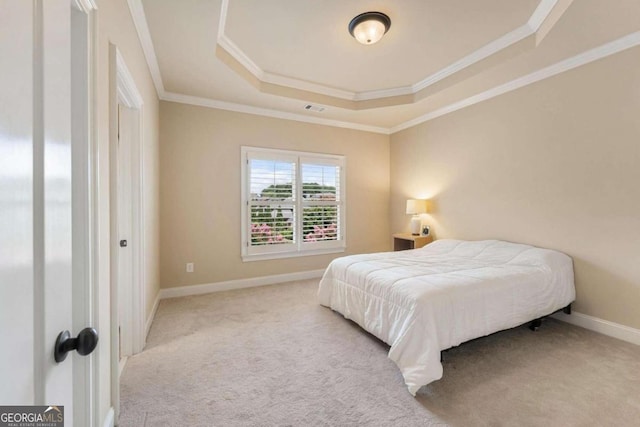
390, 47, 640, 330
95, 0, 160, 422
159, 102, 390, 288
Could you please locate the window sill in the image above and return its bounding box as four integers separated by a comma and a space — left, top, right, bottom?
242, 247, 346, 262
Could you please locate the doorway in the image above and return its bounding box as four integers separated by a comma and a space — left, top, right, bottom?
109, 45, 146, 422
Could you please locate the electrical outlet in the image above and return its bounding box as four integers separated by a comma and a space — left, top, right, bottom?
186, 262, 194, 273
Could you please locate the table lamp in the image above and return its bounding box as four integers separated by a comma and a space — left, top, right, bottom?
406, 199, 427, 235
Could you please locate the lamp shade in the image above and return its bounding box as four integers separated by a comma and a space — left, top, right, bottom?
406, 199, 427, 215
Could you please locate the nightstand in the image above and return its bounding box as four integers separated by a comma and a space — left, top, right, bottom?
393, 233, 433, 251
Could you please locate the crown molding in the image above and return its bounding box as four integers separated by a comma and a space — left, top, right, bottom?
390, 32, 640, 134
528, 0, 559, 30
216, 0, 229, 39
353, 86, 414, 102
217, 0, 559, 105
411, 24, 533, 93
161, 91, 391, 135
218, 33, 357, 101
126, 0, 165, 96
216, 33, 264, 80
261, 70, 356, 101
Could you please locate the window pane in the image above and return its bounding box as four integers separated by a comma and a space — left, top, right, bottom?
243, 148, 345, 259
250, 159, 295, 201
301, 164, 339, 201
302, 206, 339, 242
250, 205, 295, 246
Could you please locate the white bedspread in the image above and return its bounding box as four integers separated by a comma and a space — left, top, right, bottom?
318, 239, 575, 395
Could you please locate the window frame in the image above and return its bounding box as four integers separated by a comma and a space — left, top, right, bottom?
241, 146, 346, 262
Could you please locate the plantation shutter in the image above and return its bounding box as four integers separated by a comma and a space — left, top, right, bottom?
242, 147, 346, 260
300, 157, 343, 248
246, 152, 297, 255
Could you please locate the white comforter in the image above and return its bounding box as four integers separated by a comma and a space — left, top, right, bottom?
318, 239, 575, 395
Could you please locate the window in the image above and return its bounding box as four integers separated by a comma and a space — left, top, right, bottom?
241, 147, 346, 261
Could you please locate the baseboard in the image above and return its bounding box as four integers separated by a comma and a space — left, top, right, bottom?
118, 356, 128, 378
145, 291, 160, 338
553, 311, 640, 346
102, 407, 114, 427
160, 269, 325, 300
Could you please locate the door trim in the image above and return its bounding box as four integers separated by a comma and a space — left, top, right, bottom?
102, 407, 115, 427
109, 44, 146, 422
116, 48, 145, 354
70, 1, 98, 426
72, 0, 97, 13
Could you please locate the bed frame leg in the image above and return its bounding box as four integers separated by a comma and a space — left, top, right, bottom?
440, 351, 444, 362
563, 304, 572, 315
529, 318, 542, 331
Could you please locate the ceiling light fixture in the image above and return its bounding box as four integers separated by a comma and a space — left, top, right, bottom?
348, 11, 391, 45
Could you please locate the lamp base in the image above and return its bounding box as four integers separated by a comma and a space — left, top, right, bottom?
410, 216, 421, 236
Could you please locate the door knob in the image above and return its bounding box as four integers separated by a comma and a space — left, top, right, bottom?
54, 327, 99, 363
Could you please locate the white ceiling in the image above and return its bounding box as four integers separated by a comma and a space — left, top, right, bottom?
135, 0, 640, 133
225, 0, 539, 93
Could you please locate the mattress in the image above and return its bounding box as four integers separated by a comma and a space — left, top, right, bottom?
317, 239, 575, 395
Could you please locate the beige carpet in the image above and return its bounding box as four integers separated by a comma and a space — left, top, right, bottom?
120, 279, 640, 426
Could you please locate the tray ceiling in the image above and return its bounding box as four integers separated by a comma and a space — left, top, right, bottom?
223, 0, 539, 93
137, 0, 640, 132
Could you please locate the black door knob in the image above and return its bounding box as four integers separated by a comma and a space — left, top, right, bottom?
54, 327, 99, 363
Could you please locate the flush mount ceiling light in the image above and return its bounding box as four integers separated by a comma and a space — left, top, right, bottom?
348, 11, 391, 45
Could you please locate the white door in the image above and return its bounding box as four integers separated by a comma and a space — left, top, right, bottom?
0, 1, 95, 424
117, 104, 134, 364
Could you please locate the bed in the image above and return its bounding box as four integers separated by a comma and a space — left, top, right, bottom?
317, 239, 575, 395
